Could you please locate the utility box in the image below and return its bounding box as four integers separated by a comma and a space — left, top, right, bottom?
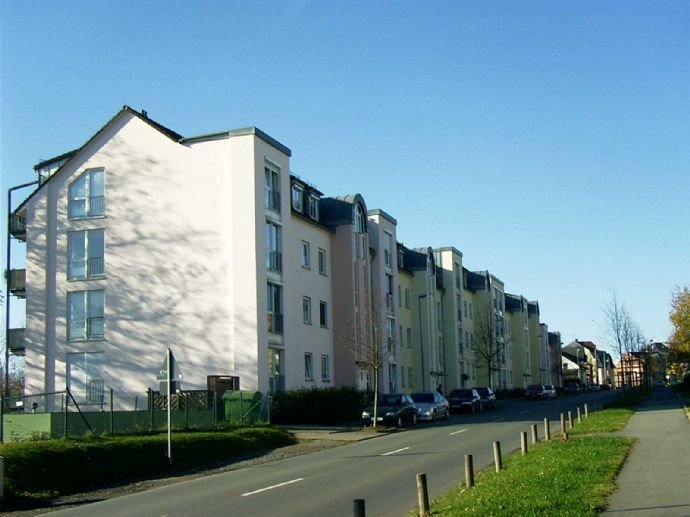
207, 375, 240, 393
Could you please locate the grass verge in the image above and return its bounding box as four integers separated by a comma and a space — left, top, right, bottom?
567, 408, 633, 435
429, 435, 633, 516
0, 425, 295, 501
672, 383, 690, 417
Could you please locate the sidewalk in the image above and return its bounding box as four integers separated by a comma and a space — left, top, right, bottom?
602, 387, 690, 516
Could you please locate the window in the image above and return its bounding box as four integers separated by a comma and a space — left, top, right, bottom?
406, 327, 412, 348
456, 295, 462, 322
265, 165, 281, 212
437, 302, 442, 330
318, 248, 327, 275
68, 230, 105, 280
67, 351, 105, 405
308, 194, 319, 220
398, 286, 402, 307
386, 318, 395, 352
302, 296, 312, 324
304, 353, 313, 381
321, 354, 330, 381
404, 289, 410, 309
385, 274, 394, 308
68, 290, 105, 341
292, 184, 303, 211
354, 204, 365, 233
301, 241, 310, 269
384, 231, 393, 269
69, 169, 105, 219
319, 301, 328, 328
267, 283, 283, 334
408, 367, 413, 387
266, 221, 282, 272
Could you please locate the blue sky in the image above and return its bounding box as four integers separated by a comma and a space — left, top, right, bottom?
2, 1, 688, 353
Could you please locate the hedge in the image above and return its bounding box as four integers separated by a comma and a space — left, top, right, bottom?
271, 387, 367, 424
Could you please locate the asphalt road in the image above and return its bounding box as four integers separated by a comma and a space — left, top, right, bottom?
49, 390, 621, 517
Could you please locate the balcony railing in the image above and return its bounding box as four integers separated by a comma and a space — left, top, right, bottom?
386, 293, 393, 309
87, 317, 105, 339
265, 190, 281, 212
9, 213, 27, 240
266, 250, 282, 273
89, 196, 105, 217
8, 328, 25, 355
267, 312, 283, 335
88, 256, 105, 277
9, 269, 26, 298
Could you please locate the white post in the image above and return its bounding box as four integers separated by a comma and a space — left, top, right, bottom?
0, 455, 4, 500
167, 348, 172, 464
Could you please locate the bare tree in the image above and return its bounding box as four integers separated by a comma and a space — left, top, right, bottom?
473, 301, 505, 389
603, 293, 645, 390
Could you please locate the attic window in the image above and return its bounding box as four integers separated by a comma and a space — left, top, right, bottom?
308, 194, 319, 220
292, 185, 303, 212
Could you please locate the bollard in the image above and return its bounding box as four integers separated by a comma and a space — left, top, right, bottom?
531, 423, 538, 444
493, 441, 503, 472
560, 412, 566, 434
416, 473, 430, 517
544, 417, 551, 441
584, 403, 589, 418
353, 499, 366, 517
577, 407, 582, 423
521, 431, 528, 455
465, 454, 474, 488
568, 410, 573, 429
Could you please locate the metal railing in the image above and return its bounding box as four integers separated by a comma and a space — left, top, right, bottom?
266, 250, 282, 273
8, 269, 26, 297
265, 190, 281, 212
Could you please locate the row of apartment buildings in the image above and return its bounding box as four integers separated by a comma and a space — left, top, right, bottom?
6, 106, 564, 409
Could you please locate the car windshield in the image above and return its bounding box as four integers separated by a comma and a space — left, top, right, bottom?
527, 385, 542, 390
379, 395, 403, 406
450, 389, 472, 397
411, 393, 434, 403
474, 388, 489, 396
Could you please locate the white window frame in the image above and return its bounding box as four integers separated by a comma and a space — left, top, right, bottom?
265, 164, 281, 212
68, 290, 105, 341
318, 248, 327, 275
303, 296, 312, 325
308, 194, 319, 219
68, 229, 105, 280
292, 184, 304, 212
304, 353, 313, 381
301, 241, 311, 269
319, 301, 328, 328
321, 354, 330, 382
68, 168, 105, 219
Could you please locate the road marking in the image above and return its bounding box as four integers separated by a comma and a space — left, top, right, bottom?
381, 446, 410, 456
449, 428, 468, 436
241, 478, 304, 496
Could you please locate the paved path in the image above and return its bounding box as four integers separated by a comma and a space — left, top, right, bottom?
603, 387, 690, 516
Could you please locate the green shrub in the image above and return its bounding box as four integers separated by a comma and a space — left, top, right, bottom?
271, 387, 364, 424
0, 425, 295, 498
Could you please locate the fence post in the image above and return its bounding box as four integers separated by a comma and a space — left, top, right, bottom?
148, 388, 154, 431
353, 499, 366, 517
416, 473, 430, 517
568, 410, 573, 429
240, 391, 244, 426
493, 440, 502, 472
560, 412, 565, 434
577, 407, 582, 423
213, 391, 218, 427
465, 454, 474, 488
521, 431, 528, 455
531, 423, 538, 444
109, 389, 114, 435
584, 403, 589, 418
184, 393, 189, 430
64, 392, 69, 438
544, 417, 551, 441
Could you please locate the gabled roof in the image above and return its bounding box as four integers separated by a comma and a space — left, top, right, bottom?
17, 106, 183, 213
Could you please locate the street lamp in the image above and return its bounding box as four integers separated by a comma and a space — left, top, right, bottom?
576, 348, 583, 385
418, 294, 427, 391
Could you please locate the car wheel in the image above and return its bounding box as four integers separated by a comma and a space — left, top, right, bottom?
471, 404, 475, 414
432, 410, 437, 422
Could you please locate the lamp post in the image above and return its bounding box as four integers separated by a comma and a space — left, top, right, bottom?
575, 348, 583, 385
418, 294, 427, 391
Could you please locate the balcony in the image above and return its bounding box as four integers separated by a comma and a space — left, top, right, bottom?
267, 312, 283, 335
87, 317, 105, 339
9, 213, 27, 240
386, 293, 393, 309
9, 269, 26, 298
8, 328, 25, 355
266, 250, 282, 273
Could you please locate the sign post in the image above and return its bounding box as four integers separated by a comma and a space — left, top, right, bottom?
157, 348, 183, 464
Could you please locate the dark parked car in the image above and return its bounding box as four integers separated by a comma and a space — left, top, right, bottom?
447, 388, 482, 413
361, 393, 418, 427
410, 391, 450, 421
564, 383, 581, 394
473, 386, 497, 409
525, 384, 547, 399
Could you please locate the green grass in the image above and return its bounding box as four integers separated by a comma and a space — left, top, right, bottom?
0, 425, 295, 501
568, 408, 633, 435
429, 436, 633, 516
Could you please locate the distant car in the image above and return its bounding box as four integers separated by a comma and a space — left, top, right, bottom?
410, 391, 450, 421
589, 383, 601, 391
600, 383, 611, 390
564, 383, 581, 394
447, 388, 482, 413
525, 384, 547, 399
473, 386, 497, 409
361, 394, 418, 427
653, 380, 665, 387
542, 384, 557, 398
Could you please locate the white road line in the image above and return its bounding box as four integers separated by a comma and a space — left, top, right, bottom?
241, 478, 304, 497
449, 428, 469, 436
381, 446, 410, 456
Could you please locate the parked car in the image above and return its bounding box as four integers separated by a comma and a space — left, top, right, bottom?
564, 383, 581, 394
525, 384, 547, 399
473, 386, 497, 409
589, 383, 601, 391
361, 394, 418, 427
447, 388, 482, 413
410, 391, 450, 421
542, 384, 557, 398
600, 383, 611, 390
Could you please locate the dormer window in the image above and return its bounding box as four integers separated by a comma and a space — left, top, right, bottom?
292, 185, 304, 212
69, 169, 105, 219
354, 204, 365, 233
308, 194, 319, 220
